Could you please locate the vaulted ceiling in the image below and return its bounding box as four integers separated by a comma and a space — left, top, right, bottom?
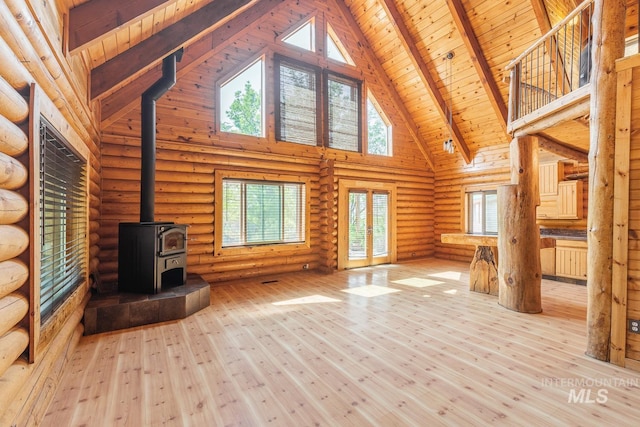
61, 0, 639, 167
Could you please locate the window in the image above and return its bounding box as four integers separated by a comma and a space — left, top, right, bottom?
326, 72, 360, 151
39, 118, 87, 323
283, 19, 315, 52
220, 58, 264, 137
326, 23, 355, 65
221, 178, 306, 247
276, 57, 320, 145
367, 95, 392, 156
275, 55, 362, 151
467, 190, 498, 235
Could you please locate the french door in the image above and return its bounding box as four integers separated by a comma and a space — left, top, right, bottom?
338, 180, 396, 269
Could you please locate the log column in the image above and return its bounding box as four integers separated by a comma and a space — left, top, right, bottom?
586, 0, 626, 362
318, 159, 337, 272
498, 136, 542, 313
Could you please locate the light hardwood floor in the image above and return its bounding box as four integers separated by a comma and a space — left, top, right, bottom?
44, 259, 640, 426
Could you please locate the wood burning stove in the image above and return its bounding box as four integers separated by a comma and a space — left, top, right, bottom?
117, 49, 187, 295
118, 222, 187, 294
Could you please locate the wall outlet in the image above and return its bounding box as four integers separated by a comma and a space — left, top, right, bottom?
302, 263, 309, 270
629, 319, 640, 334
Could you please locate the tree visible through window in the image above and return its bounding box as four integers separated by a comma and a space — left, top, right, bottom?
220, 59, 263, 137
367, 96, 391, 156
222, 178, 306, 247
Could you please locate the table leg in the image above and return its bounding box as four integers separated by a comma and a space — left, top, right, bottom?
469, 245, 498, 295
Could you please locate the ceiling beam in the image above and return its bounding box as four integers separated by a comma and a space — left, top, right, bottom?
91, 0, 263, 100
446, 0, 508, 134
101, 0, 284, 126
378, 0, 471, 164
333, 0, 435, 169
68, 0, 173, 54
537, 133, 588, 162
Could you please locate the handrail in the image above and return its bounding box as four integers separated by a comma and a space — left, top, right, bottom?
506, 0, 594, 125
506, 0, 594, 71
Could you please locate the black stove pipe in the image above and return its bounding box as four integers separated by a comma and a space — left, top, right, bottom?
140, 48, 183, 223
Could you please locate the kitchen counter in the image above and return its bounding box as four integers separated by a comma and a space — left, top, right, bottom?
539, 228, 587, 241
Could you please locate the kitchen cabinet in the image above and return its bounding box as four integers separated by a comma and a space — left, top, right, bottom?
555, 240, 587, 280
541, 247, 556, 275
557, 180, 583, 219
536, 161, 582, 220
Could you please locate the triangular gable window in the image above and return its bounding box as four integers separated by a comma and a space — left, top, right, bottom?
283, 19, 315, 52
367, 92, 392, 156
326, 23, 354, 66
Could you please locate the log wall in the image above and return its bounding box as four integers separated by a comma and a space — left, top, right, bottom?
434, 145, 589, 262
434, 144, 511, 262
0, 75, 30, 424
100, 0, 434, 285
0, 1, 100, 425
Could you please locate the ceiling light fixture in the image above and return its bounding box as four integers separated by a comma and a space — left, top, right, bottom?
443, 51, 455, 154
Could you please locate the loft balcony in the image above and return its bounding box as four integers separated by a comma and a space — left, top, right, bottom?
506, 0, 594, 152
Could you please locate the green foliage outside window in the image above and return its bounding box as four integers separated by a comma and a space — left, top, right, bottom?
221, 81, 262, 137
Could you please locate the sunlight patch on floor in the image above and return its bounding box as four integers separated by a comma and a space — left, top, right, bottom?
272, 295, 342, 306
429, 271, 462, 281
341, 285, 401, 297
392, 277, 445, 288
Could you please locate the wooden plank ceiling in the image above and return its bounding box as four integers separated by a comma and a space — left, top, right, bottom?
61, 0, 639, 166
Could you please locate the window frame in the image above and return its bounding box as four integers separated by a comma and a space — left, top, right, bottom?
281, 16, 316, 53
275, 54, 364, 152
366, 91, 393, 156
326, 23, 355, 66
464, 187, 498, 235
324, 70, 362, 152
214, 170, 311, 256
29, 86, 91, 362
38, 117, 88, 324
274, 54, 322, 146
217, 55, 266, 139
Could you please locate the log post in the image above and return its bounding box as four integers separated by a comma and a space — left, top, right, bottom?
586, 0, 626, 361
498, 136, 542, 313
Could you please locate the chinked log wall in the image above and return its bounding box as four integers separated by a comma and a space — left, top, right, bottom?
0, 0, 101, 424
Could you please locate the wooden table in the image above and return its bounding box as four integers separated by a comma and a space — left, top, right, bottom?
441, 233, 554, 296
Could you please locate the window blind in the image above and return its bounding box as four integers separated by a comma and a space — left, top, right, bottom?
327, 73, 360, 151
222, 179, 305, 247
277, 59, 318, 145
485, 192, 498, 234
39, 119, 87, 322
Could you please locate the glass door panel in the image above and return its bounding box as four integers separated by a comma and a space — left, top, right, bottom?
372, 193, 388, 259
345, 189, 390, 268
348, 192, 367, 259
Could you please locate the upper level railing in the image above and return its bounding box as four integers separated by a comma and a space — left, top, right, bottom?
506, 0, 594, 126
